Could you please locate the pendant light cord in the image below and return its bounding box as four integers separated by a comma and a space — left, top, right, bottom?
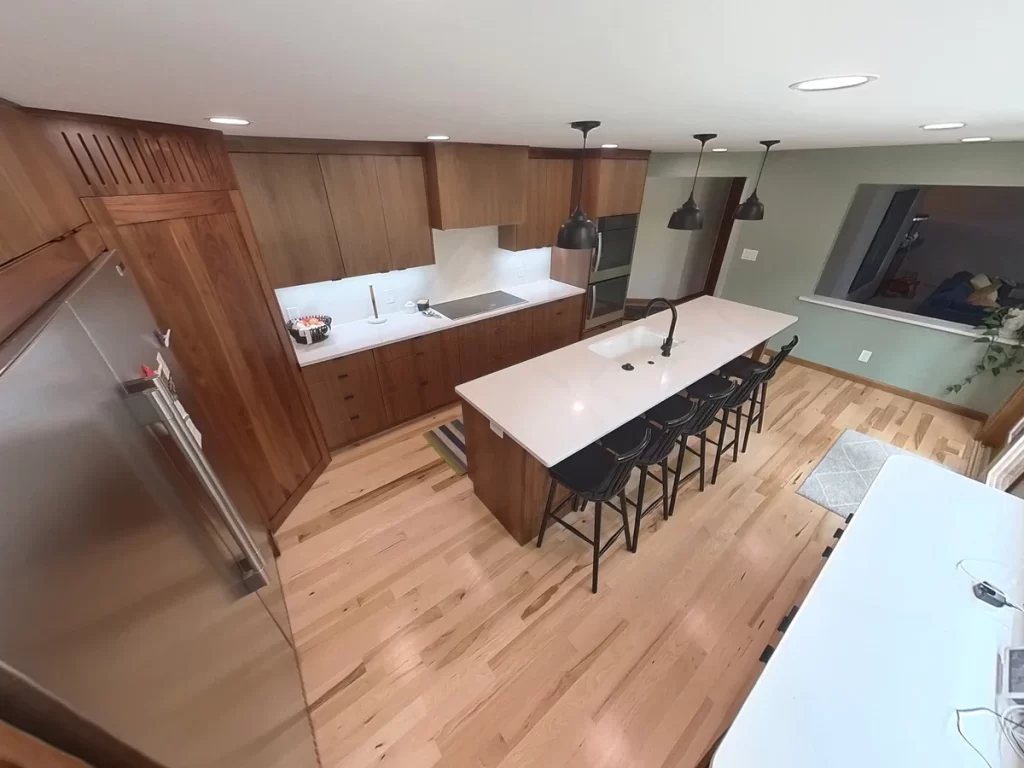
576, 128, 590, 208
751, 142, 775, 192
689, 139, 707, 198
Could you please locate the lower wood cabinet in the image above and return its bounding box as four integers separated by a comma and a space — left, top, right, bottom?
303, 295, 584, 450
530, 294, 584, 357
301, 350, 389, 448
374, 329, 461, 423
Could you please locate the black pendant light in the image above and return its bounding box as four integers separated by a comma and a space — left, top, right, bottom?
556, 120, 601, 250
668, 133, 717, 230
734, 140, 780, 221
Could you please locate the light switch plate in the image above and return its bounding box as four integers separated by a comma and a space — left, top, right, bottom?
741, 249, 758, 262
383, 289, 394, 304
858, 350, 872, 363
285, 306, 300, 321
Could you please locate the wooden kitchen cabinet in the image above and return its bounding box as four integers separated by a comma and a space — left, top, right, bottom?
580, 157, 649, 218
0, 104, 88, 266
302, 350, 391, 449
320, 154, 435, 277
375, 155, 435, 270
497, 158, 574, 252
374, 329, 461, 423
230, 152, 345, 287
530, 295, 584, 357
425, 143, 529, 230
458, 310, 533, 382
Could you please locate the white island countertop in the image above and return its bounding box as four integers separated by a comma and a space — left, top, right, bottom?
293, 279, 585, 367
456, 295, 798, 468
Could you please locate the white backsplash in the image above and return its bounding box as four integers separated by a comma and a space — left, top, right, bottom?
275, 227, 552, 325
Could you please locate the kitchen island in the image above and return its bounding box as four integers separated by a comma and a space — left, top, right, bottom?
455, 296, 798, 544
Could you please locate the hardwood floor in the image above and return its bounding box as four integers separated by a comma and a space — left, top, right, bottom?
275, 361, 981, 768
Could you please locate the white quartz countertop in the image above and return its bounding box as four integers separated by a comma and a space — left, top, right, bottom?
456, 296, 798, 468
293, 279, 585, 367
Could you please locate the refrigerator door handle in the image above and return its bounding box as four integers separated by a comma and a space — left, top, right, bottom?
591, 232, 602, 275
124, 376, 269, 593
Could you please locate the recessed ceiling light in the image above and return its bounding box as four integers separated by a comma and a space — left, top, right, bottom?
711, 148, 728, 152
426, 135, 450, 141
789, 75, 878, 92
921, 122, 966, 131
601, 143, 618, 149
207, 116, 249, 126
961, 136, 992, 143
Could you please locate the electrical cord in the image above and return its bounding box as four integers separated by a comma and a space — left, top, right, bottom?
957, 705, 1024, 767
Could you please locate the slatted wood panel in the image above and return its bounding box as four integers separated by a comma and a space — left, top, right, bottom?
36, 115, 235, 196
273, 362, 981, 768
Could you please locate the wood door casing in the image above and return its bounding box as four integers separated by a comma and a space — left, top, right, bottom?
302, 352, 390, 449
0, 104, 88, 266
0, 225, 105, 343
375, 155, 435, 270
498, 158, 573, 252
105, 201, 323, 529
230, 153, 345, 287
319, 154, 391, 277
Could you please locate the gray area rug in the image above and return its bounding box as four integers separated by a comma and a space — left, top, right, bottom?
797, 430, 911, 518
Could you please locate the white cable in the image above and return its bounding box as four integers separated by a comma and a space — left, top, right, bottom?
957, 705, 1024, 765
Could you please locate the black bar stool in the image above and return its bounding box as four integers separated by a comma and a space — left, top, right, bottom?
706, 369, 766, 485
536, 421, 651, 593
664, 376, 736, 515
718, 336, 799, 451
629, 396, 697, 552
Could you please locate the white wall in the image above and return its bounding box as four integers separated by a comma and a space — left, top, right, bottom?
628, 176, 731, 300
274, 227, 551, 325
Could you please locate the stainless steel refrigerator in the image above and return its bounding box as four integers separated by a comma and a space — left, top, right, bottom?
0, 252, 319, 768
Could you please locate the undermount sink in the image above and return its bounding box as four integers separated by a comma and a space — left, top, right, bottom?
588, 326, 681, 362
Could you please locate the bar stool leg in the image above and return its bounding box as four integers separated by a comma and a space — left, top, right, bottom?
732, 407, 741, 462
537, 477, 557, 548
592, 502, 603, 593
712, 413, 727, 484
669, 438, 685, 518
660, 459, 670, 521
632, 469, 648, 553
757, 381, 768, 433
742, 393, 757, 453
699, 432, 707, 492
618, 490, 632, 553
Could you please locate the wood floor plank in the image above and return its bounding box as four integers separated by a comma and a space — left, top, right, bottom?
277, 361, 982, 767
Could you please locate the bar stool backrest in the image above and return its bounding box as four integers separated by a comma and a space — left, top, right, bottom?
682, 384, 734, 437
763, 335, 799, 380
593, 426, 651, 502
641, 398, 697, 465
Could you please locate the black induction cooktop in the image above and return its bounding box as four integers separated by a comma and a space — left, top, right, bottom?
431, 290, 526, 321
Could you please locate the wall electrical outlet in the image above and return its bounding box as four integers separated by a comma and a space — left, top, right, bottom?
516, 259, 525, 278
858, 350, 872, 363
285, 306, 300, 321
741, 248, 758, 262
383, 289, 394, 304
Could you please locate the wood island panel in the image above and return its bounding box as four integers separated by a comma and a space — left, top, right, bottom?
462, 399, 569, 544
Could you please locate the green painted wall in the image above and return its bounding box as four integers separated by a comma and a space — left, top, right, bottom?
649, 143, 1024, 415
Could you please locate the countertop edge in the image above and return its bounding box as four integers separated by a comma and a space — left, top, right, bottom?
295, 281, 586, 368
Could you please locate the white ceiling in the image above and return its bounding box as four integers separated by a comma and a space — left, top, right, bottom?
2, 0, 1022, 151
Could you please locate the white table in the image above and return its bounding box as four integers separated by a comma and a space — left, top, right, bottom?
713, 456, 1024, 768
456, 296, 797, 543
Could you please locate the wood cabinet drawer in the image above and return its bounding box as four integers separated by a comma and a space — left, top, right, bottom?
302, 351, 390, 449
376, 343, 460, 424
373, 328, 458, 363
530, 295, 584, 357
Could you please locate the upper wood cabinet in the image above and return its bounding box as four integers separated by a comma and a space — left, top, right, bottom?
375, 155, 435, 270
425, 143, 529, 230
230, 153, 345, 288
0, 104, 88, 266
497, 158, 574, 252
580, 157, 649, 218
319, 154, 435, 277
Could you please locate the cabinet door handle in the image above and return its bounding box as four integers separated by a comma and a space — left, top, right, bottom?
414, 350, 426, 356
419, 380, 428, 387
343, 394, 355, 401
351, 414, 361, 421
337, 373, 349, 381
